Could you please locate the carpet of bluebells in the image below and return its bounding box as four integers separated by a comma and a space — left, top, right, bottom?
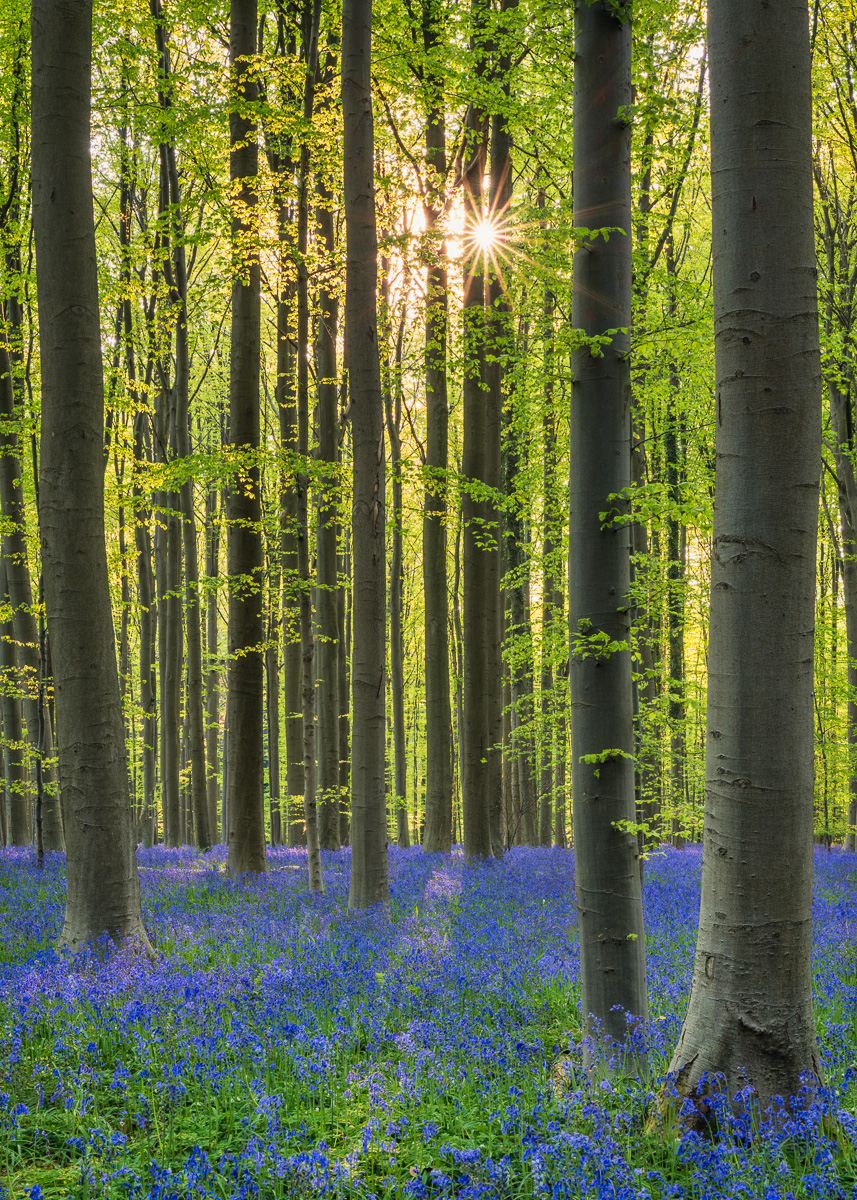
0, 845, 856, 1199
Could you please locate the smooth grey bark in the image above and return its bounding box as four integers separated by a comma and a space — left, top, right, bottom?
667, 0, 823, 1109
316, 175, 341, 852
569, 0, 648, 1060
226, 0, 266, 874
461, 0, 499, 860
343, 0, 389, 907
420, 0, 453, 854
31, 0, 149, 949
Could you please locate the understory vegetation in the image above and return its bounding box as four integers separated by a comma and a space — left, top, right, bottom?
0, 846, 855, 1199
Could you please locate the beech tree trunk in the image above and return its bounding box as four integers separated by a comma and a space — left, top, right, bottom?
343, 0, 389, 908
667, 0, 822, 1110
296, 3, 324, 891
338, 529, 351, 845
31, 0, 149, 949
461, 0, 499, 859
266, 558, 282, 846
383, 304, 409, 848
540, 286, 558, 847
226, 0, 266, 874
569, 0, 648, 1060
420, 0, 453, 854
134, 412, 157, 849
204, 486, 220, 841
316, 174, 341, 852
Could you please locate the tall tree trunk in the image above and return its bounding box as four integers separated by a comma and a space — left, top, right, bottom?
665, 237, 686, 848
452, 502, 465, 840
135, 414, 157, 850
226, 0, 266, 874
486, 17, 516, 854
667, 0, 822, 1109
384, 307, 408, 847
420, 0, 453, 853
569, 0, 648, 1061
205, 486, 220, 841
343, 0, 389, 908
280, 277, 305, 847
266, 552, 282, 846
297, 1, 324, 891
32, 0, 150, 949
540, 282, 558, 846
554, 656, 568, 848
316, 178, 341, 851
461, 0, 498, 859
156, 474, 182, 847
338, 525, 351, 844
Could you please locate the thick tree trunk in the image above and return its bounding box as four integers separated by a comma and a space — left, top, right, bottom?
343, 0, 389, 907
667, 0, 822, 1109
226, 0, 266, 874
569, 0, 648, 1060
316, 185, 341, 851
31, 0, 149, 949
461, 0, 499, 859
420, 0, 453, 854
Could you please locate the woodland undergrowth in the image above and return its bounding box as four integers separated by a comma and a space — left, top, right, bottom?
0, 846, 855, 1199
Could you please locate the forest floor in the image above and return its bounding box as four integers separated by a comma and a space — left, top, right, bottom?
0, 844, 854, 1199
